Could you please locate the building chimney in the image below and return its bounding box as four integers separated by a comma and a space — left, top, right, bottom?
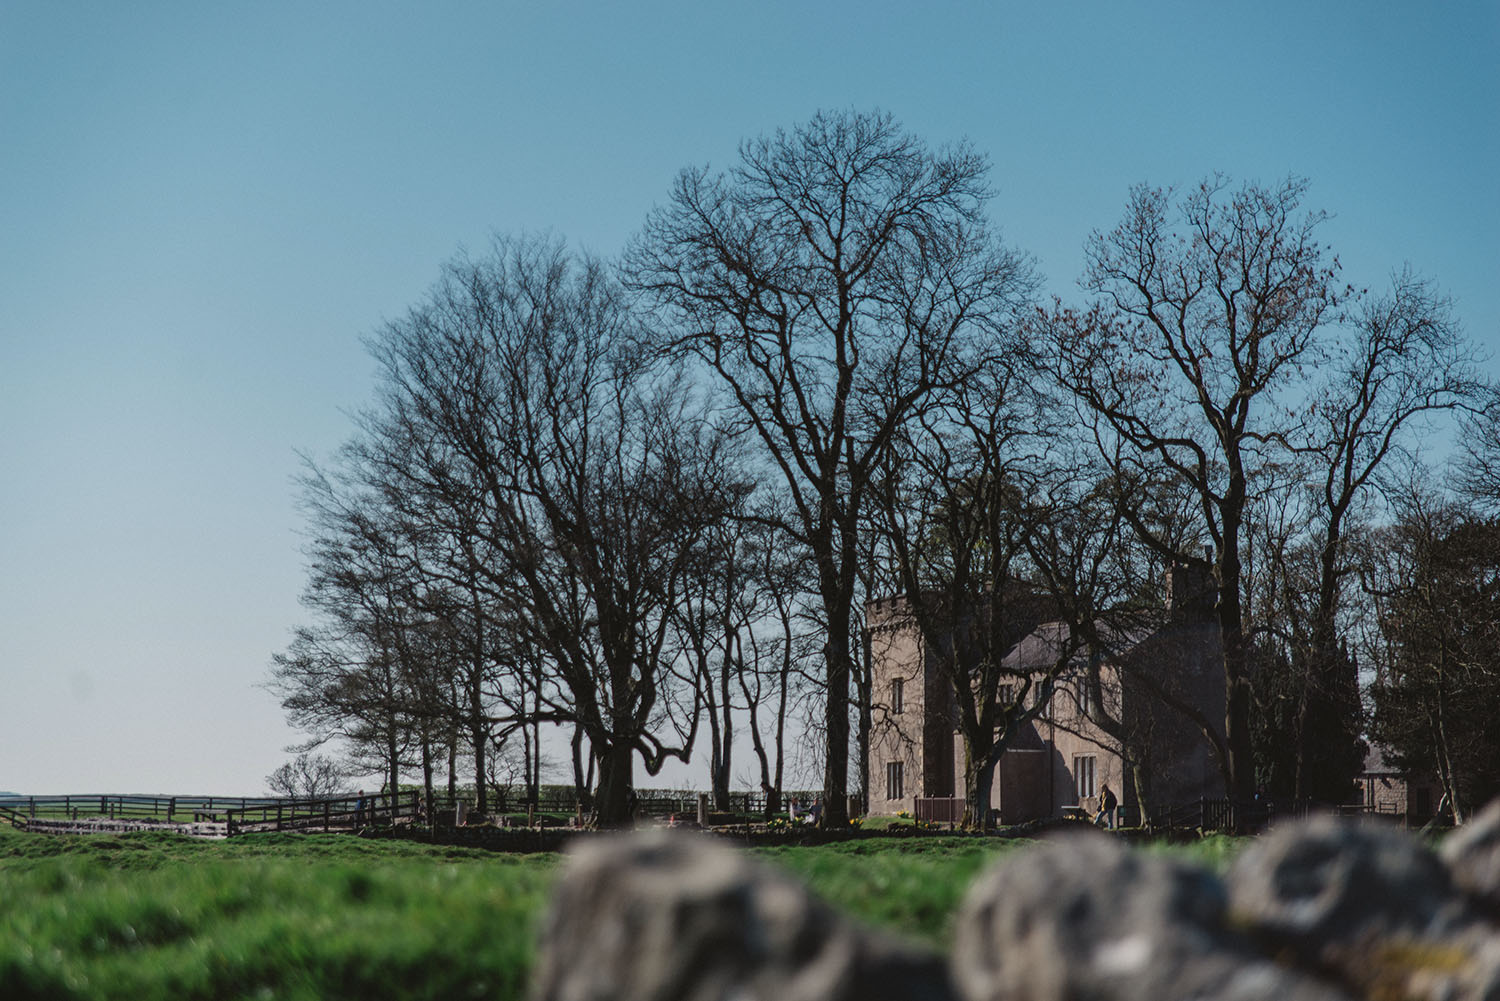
1165, 558, 1215, 622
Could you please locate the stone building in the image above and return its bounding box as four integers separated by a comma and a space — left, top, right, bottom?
1357, 745, 1443, 825
866, 566, 1226, 825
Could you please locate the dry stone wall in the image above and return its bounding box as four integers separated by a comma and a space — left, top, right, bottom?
23, 817, 228, 839
535, 799, 1500, 1001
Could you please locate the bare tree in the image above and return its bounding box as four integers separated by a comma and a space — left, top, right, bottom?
364, 236, 738, 828
866, 359, 1065, 828
269, 464, 441, 800
266, 753, 349, 800
1024, 467, 1205, 823
670, 496, 754, 812
748, 500, 828, 816
628, 109, 1035, 824
1282, 268, 1480, 800
1457, 387, 1500, 508
1049, 175, 1345, 813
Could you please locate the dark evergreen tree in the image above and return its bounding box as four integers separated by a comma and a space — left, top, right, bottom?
1367, 508, 1500, 822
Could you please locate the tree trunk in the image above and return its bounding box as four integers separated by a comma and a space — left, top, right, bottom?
773, 626, 790, 816
529, 665, 543, 806
420, 733, 435, 822
1433, 686, 1466, 825
855, 625, 872, 819
714, 654, 734, 812
446, 728, 458, 802
470, 592, 489, 816
470, 712, 489, 817
386, 729, 400, 823
1130, 758, 1151, 830
706, 660, 729, 810
529, 719, 541, 806
743, 666, 778, 819
960, 740, 1000, 831
594, 738, 635, 830
571, 725, 591, 812
1217, 519, 1257, 827
822, 598, 852, 827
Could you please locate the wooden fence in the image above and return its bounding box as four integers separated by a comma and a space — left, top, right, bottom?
223, 790, 421, 833
0, 787, 823, 835
0, 794, 285, 826
0, 792, 422, 836
0, 802, 26, 829
429, 788, 824, 820
914, 796, 966, 824
1149, 797, 1382, 833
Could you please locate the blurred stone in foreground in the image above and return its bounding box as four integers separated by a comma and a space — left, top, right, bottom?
1443, 797, 1500, 913
532, 829, 955, 1001
1229, 815, 1500, 1001
534, 799, 1500, 1001
953, 831, 1348, 1001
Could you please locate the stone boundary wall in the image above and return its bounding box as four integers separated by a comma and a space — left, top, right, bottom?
23, 817, 228, 839
365, 825, 581, 853
364, 822, 1004, 854
533, 799, 1500, 1001
362, 813, 1118, 854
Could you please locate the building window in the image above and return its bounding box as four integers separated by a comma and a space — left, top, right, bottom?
998, 683, 1015, 707
891, 677, 904, 715
1074, 755, 1097, 801
1078, 681, 1092, 716
886, 761, 905, 801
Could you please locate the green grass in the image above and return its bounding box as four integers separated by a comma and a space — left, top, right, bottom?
753, 835, 1024, 946
1147, 832, 1250, 870
0, 824, 1245, 1001
0, 827, 555, 1001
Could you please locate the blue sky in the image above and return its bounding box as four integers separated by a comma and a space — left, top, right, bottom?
2, 1, 1496, 795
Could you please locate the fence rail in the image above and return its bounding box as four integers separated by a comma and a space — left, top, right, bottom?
428, 787, 824, 821
1, 786, 827, 836
0, 794, 288, 828
914, 796, 966, 824
223, 790, 421, 833
1148, 797, 1383, 834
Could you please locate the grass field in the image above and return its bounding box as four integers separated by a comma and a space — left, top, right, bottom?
0, 824, 1245, 1001
0, 826, 556, 1001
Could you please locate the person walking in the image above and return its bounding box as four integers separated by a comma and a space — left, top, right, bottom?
1094, 783, 1118, 829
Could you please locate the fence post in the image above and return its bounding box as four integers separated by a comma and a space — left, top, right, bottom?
697, 793, 709, 827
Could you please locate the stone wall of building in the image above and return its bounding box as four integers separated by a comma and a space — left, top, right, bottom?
867, 596, 930, 815
867, 586, 1228, 825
